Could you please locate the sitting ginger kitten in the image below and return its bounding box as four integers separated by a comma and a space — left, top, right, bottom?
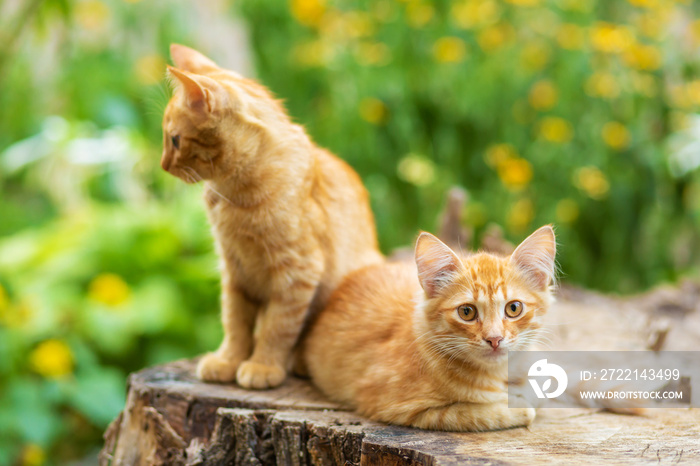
303, 225, 556, 431
161, 44, 382, 388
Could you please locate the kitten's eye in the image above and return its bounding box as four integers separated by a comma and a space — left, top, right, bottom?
457, 304, 478, 322
505, 300, 523, 318
171, 135, 180, 150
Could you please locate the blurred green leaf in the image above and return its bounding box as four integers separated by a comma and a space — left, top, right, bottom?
65, 368, 125, 426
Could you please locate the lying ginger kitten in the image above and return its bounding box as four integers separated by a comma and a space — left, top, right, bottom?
303, 226, 556, 431
161, 44, 382, 388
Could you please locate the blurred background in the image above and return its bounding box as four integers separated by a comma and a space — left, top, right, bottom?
0, 0, 699, 463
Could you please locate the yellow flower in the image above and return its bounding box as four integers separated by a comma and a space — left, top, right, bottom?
485, 143, 518, 168
21, 444, 46, 466
575, 166, 609, 200
0, 284, 8, 312
1, 300, 32, 328
556, 198, 579, 224
504, 0, 541, 6
397, 154, 436, 187
498, 158, 533, 191
624, 44, 661, 71
539, 117, 573, 143
686, 81, 700, 106
507, 198, 534, 232
666, 84, 691, 109
632, 73, 657, 97
521, 41, 551, 71
291, 0, 326, 27
692, 19, 700, 45
636, 13, 664, 40
528, 80, 558, 110
88, 273, 130, 307
556, 23, 586, 50
478, 24, 514, 52
406, 2, 434, 28
29, 339, 74, 379
590, 22, 635, 54
292, 40, 333, 67
343, 11, 374, 38
529, 9, 560, 38
602, 121, 630, 150
585, 72, 620, 99
452, 0, 501, 29
134, 54, 166, 86
355, 42, 391, 66
359, 98, 388, 124
318, 10, 342, 38
75, 0, 111, 31
627, 0, 659, 8
433, 37, 467, 63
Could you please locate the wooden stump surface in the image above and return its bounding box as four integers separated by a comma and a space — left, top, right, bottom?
101, 283, 700, 465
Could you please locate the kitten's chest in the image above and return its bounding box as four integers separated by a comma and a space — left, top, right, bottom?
431, 363, 509, 404
208, 204, 282, 257
205, 197, 309, 293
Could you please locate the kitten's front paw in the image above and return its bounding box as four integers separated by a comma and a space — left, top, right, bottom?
236, 361, 286, 389
508, 407, 536, 428
196, 352, 241, 383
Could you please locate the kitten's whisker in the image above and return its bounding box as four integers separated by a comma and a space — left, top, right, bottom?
205, 183, 236, 207
184, 167, 203, 182
183, 171, 196, 184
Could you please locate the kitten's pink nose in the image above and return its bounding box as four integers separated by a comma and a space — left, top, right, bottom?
485, 336, 503, 349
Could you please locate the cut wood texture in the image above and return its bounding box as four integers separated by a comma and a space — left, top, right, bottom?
101, 283, 700, 465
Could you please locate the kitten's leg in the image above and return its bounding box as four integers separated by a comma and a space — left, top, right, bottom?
236, 263, 322, 389
197, 288, 257, 382
406, 402, 535, 432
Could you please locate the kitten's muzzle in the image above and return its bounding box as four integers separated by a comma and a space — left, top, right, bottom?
484, 336, 503, 349
161, 152, 173, 171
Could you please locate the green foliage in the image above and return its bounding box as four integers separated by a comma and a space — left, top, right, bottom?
237, 0, 700, 292
0, 0, 699, 463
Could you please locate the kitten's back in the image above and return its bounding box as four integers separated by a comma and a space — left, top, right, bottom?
311, 148, 383, 283
303, 261, 419, 405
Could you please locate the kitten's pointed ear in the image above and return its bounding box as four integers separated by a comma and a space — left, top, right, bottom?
167, 66, 212, 112
510, 225, 556, 290
415, 232, 464, 299
170, 44, 219, 73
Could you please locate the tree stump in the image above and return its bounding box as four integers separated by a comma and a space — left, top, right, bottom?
101, 283, 700, 465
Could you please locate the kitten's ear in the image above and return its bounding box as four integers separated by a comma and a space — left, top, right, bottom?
415, 232, 464, 299
167, 66, 212, 113
170, 44, 219, 73
510, 225, 556, 290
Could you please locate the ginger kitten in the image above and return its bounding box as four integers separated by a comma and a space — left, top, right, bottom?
303, 226, 556, 431
161, 44, 382, 389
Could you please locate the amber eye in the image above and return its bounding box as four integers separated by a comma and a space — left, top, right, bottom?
505, 301, 523, 318
457, 304, 478, 322
171, 135, 180, 149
